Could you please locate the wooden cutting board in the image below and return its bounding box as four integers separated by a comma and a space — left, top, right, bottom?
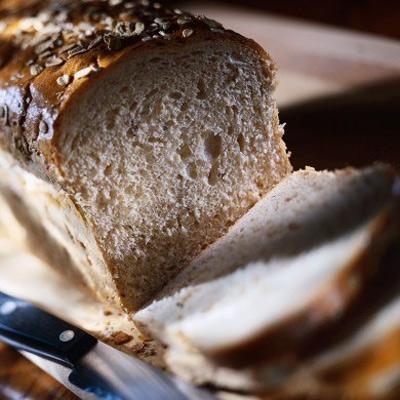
1, 4, 400, 399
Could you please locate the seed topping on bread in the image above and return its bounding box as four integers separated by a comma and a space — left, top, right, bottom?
0, 0, 227, 164
0, 0, 225, 84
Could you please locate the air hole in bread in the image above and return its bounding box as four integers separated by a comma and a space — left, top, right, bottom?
129, 100, 138, 111
178, 144, 192, 160
104, 164, 112, 176
205, 133, 222, 161
187, 162, 198, 179
208, 163, 219, 186
196, 79, 207, 100
180, 102, 189, 113
126, 127, 136, 139
237, 133, 245, 152
256, 179, 265, 190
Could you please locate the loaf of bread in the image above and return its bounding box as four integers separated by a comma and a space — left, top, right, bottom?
135, 165, 400, 375
1, 3, 397, 397
0, 0, 291, 310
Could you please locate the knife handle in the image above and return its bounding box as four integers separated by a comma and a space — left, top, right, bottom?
0, 291, 97, 368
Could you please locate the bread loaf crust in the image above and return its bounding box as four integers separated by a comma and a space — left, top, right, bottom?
0, 0, 276, 183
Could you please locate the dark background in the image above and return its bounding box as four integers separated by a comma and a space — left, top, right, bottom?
171, 1, 400, 39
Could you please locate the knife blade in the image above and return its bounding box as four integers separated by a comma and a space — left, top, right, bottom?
0, 291, 214, 400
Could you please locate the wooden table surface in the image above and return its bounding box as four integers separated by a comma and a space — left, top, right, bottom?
0, 344, 77, 400
2, 4, 400, 399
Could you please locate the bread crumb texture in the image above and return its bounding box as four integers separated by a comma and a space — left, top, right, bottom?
0, 0, 291, 310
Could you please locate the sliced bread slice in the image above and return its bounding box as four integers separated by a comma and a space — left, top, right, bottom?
135, 165, 400, 370
270, 292, 400, 400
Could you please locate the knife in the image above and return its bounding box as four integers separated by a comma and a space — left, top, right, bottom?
0, 291, 214, 399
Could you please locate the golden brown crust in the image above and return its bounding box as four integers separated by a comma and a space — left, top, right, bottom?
0, 0, 263, 181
